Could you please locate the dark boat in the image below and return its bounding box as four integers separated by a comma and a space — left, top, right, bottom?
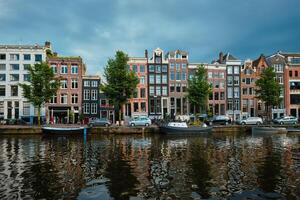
287, 128, 300, 134
42, 126, 86, 134
160, 122, 212, 134
252, 127, 287, 135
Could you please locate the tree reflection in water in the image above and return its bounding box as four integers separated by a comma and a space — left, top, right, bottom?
104, 138, 139, 200
256, 136, 282, 193
188, 138, 212, 198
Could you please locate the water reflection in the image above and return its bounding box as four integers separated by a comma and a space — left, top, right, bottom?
0, 133, 300, 199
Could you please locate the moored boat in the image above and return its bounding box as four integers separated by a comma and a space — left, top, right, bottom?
287, 128, 300, 134
160, 122, 212, 134
42, 126, 86, 134
252, 126, 287, 135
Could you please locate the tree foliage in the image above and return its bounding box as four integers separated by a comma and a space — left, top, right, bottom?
187, 65, 212, 114
101, 51, 139, 122
19, 62, 60, 125
255, 67, 281, 120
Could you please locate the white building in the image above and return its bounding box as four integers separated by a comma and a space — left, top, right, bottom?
0, 43, 49, 124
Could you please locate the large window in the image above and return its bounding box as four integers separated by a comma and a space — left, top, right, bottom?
170, 72, 175, 80
0, 54, 6, 60
11, 85, 18, 96
132, 65, 138, 72
91, 81, 98, 87
0, 74, 5, 81
10, 54, 19, 61
170, 63, 175, 69
156, 65, 161, 73
227, 87, 233, 98
61, 65, 68, 74
234, 76, 239, 85
23, 74, 30, 82
176, 83, 181, 92
71, 65, 78, 74
141, 102, 146, 112
234, 66, 239, 74
84, 80, 90, 87
60, 94, 67, 104
23, 102, 30, 116
162, 86, 167, 96
176, 72, 181, 80
61, 80, 68, 89
140, 76, 145, 84
10, 64, 19, 70
91, 103, 97, 114
162, 74, 167, 84
24, 54, 31, 61
156, 87, 161, 96
227, 76, 233, 85
84, 90, 90, 100
149, 86, 154, 96
227, 66, 233, 74
134, 102, 139, 112
71, 94, 78, 104
140, 65, 145, 73
140, 88, 146, 98
162, 65, 167, 72
24, 64, 31, 71
35, 54, 42, 62
170, 84, 175, 92
84, 103, 90, 114
149, 65, 155, 72
71, 79, 78, 89
50, 95, 57, 103
0, 86, 5, 96
181, 72, 186, 80
156, 75, 161, 84
176, 63, 180, 71
10, 74, 19, 81
91, 90, 97, 100
149, 74, 154, 84
0, 64, 5, 70
234, 87, 240, 98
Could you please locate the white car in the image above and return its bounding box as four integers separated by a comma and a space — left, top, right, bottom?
239, 117, 263, 125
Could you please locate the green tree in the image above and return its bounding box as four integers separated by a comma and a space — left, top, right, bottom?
101, 51, 139, 123
187, 65, 212, 115
255, 67, 281, 122
19, 62, 59, 126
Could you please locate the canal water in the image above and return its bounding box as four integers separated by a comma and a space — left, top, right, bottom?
0, 133, 299, 200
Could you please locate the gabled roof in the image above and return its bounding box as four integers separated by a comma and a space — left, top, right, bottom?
166, 49, 188, 57
266, 52, 286, 66
252, 54, 268, 68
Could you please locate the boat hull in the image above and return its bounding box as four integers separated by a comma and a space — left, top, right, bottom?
42, 127, 86, 135
252, 127, 287, 135
160, 126, 212, 135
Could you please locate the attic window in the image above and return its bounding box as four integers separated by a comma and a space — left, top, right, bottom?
182, 55, 187, 58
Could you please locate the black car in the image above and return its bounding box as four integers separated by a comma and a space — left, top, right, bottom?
210, 115, 231, 125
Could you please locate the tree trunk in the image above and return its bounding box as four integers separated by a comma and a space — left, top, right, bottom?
119, 104, 122, 126
37, 106, 41, 126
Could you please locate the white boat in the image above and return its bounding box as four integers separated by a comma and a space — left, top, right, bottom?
42, 126, 86, 134
160, 122, 212, 134
252, 126, 287, 135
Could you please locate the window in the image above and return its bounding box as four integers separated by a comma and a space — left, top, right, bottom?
141, 102, 146, 112
220, 92, 225, 100
208, 72, 213, 78
162, 65, 167, 72
234, 66, 239, 74
156, 75, 161, 84
242, 88, 247, 95
182, 63, 187, 69
0, 54, 6, 60
170, 63, 175, 69
61, 80, 68, 89
149, 74, 154, 84
134, 102, 139, 112
84, 103, 90, 114
214, 81, 220, 88
156, 87, 161, 96
91, 103, 97, 114
156, 65, 161, 73
227, 100, 233, 110
274, 64, 283, 72
22, 102, 30, 116
214, 92, 219, 100
91, 81, 98, 87
170, 84, 175, 92
35, 54, 42, 62
213, 72, 218, 78
249, 88, 253, 95
219, 72, 225, 78
140, 88, 146, 98
132, 65, 138, 72
71, 79, 78, 89
140, 65, 145, 72
181, 72, 186, 80
71, 65, 78, 74
176, 53, 180, 59
61, 65, 68, 74
149, 65, 155, 72
0, 74, 5, 81
0, 64, 5, 70
0, 101, 3, 117
10, 64, 19, 70
10, 74, 19, 81
24, 64, 31, 71
24, 74, 30, 81
50, 95, 57, 103
227, 87, 233, 98
162, 74, 167, 84
220, 81, 225, 88
140, 76, 145, 84
182, 83, 187, 92
176, 83, 181, 92
155, 57, 161, 63
162, 86, 167, 96
290, 58, 300, 64
227, 76, 233, 85
246, 78, 251, 84
170, 72, 175, 80
296, 71, 298, 77
23, 54, 31, 61
84, 90, 90, 100
149, 86, 154, 96
11, 85, 18, 96
61, 94, 67, 104
176, 63, 180, 71
71, 94, 78, 104
0, 86, 5, 96
234, 87, 239, 98
84, 80, 90, 87
234, 76, 239, 85
176, 72, 181, 80
10, 54, 19, 61
91, 90, 97, 100
227, 66, 233, 74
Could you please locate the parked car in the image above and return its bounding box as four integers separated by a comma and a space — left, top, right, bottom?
273, 116, 298, 125
129, 116, 151, 126
210, 115, 231, 125
237, 117, 263, 125
88, 118, 111, 127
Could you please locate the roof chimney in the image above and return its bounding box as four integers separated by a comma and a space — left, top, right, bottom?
145, 49, 148, 59
219, 52, 223, 63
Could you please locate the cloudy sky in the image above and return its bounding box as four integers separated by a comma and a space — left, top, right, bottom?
1, 0, 300, 75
